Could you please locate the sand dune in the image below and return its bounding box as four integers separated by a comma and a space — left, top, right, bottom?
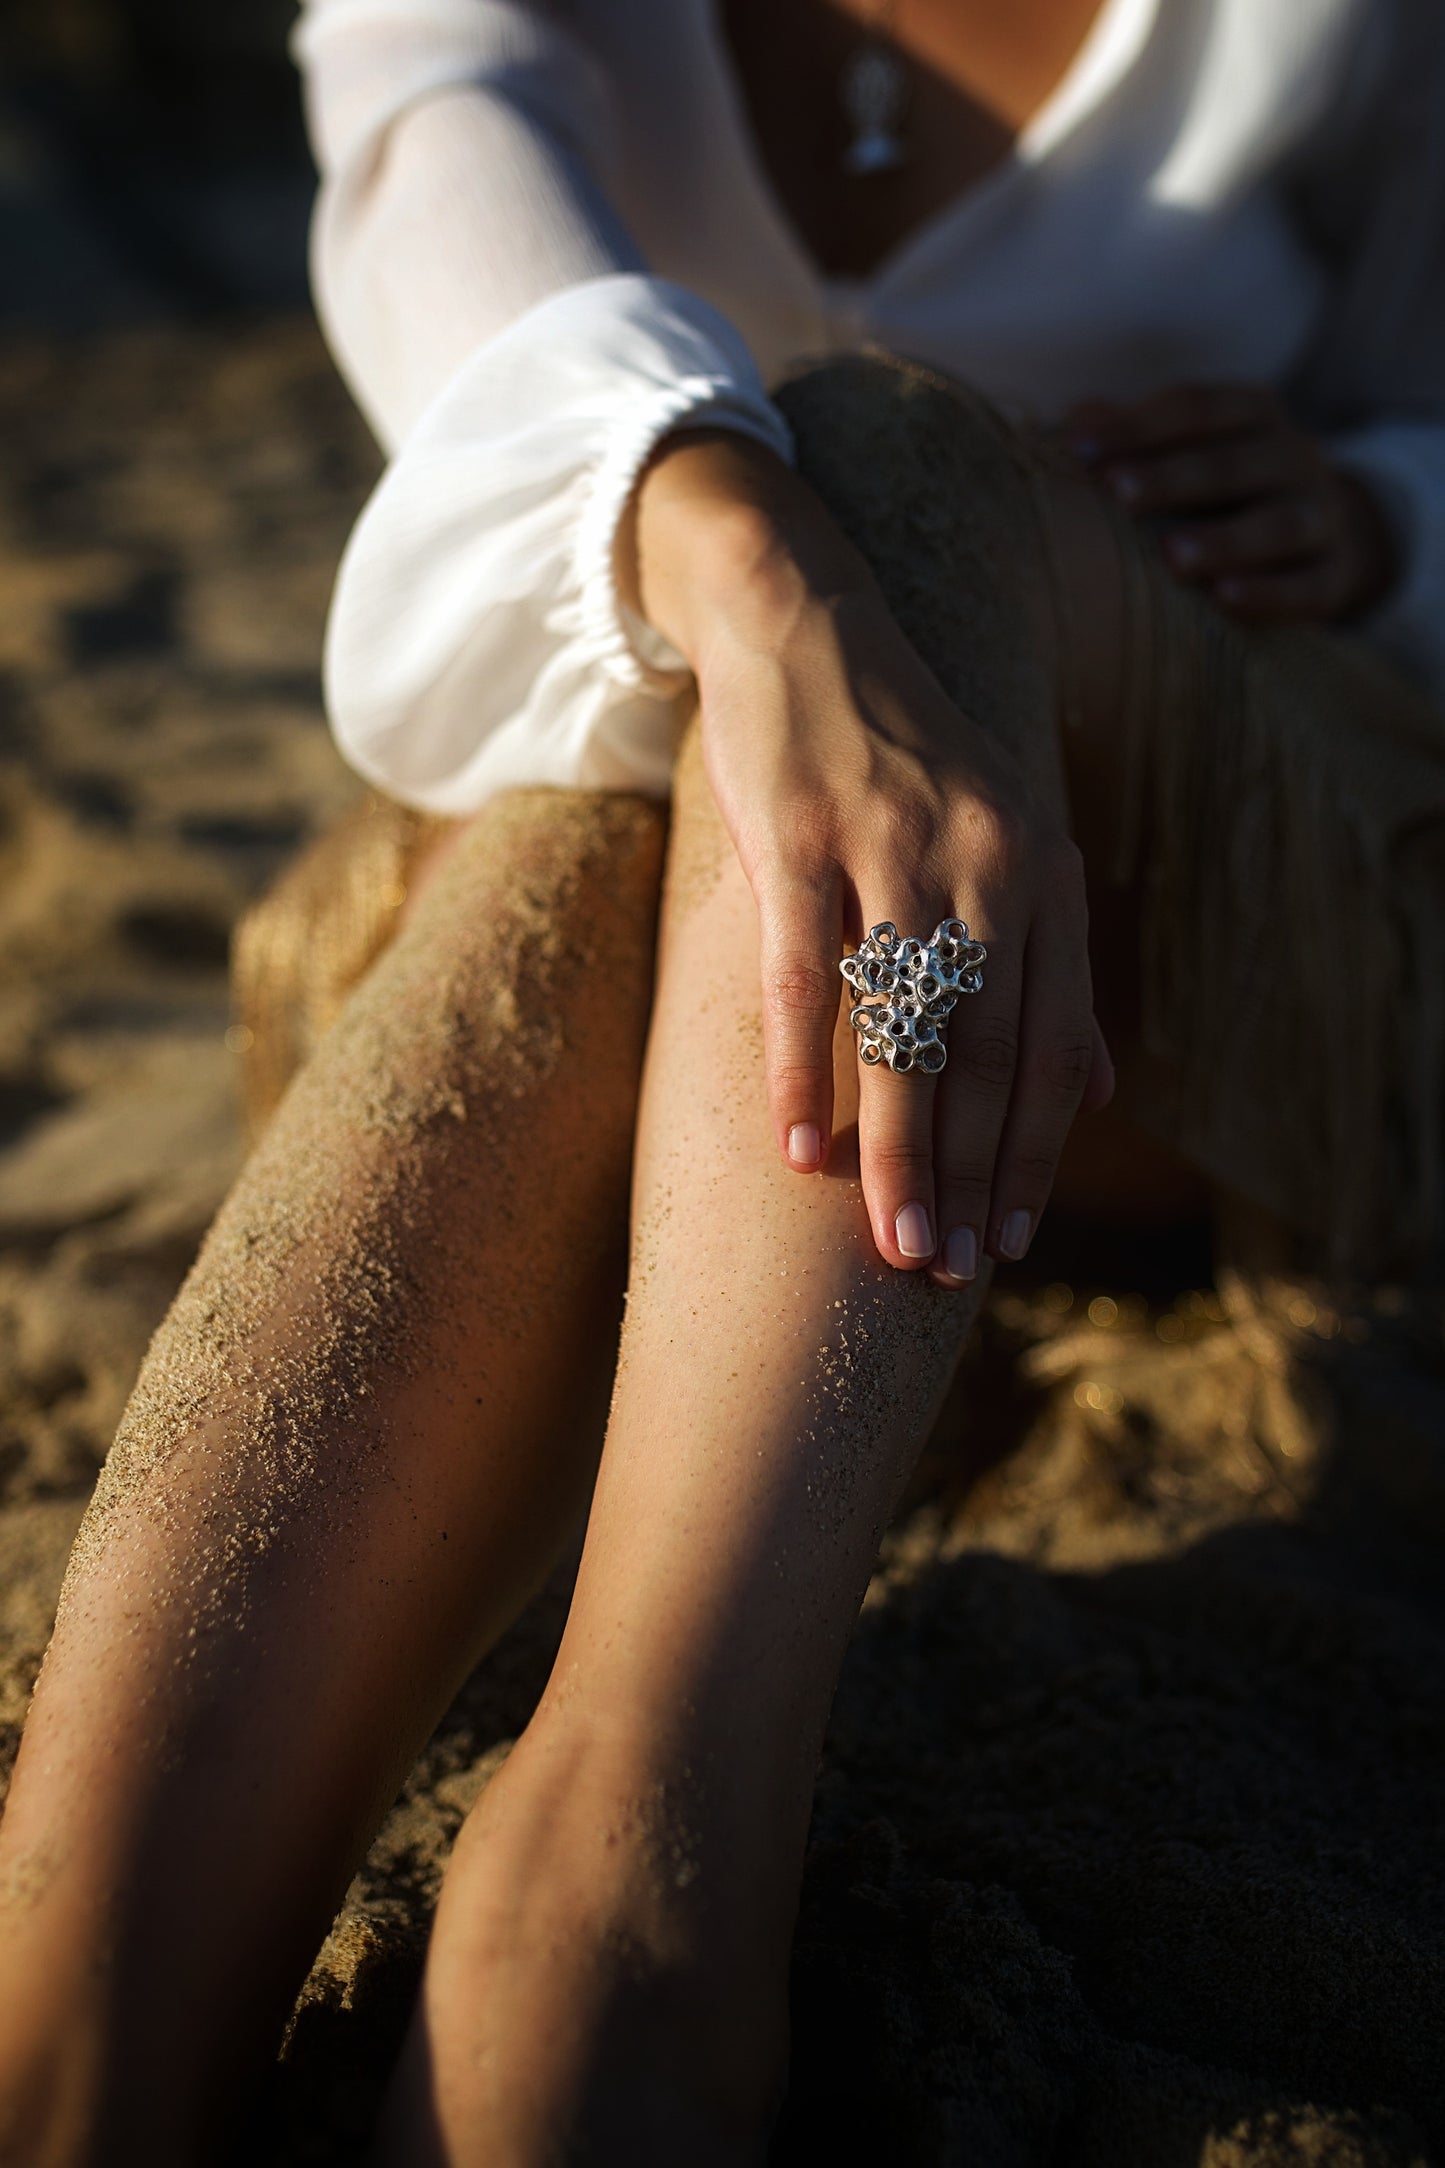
1, 319, 1442, 2165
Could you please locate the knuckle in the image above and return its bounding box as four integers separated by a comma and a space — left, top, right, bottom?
1037, 1034, 1096, 1099
770, 1057, 829, 1106
935, 1162, 993, 1212
876, 793, 940, 864
960, 798, 1028, 879
1004, 1145, 1063, 1191
957, 1023, 1020, 1089
764, 797, 833, 868
766, 957, 837, 1023
867, 1136, 933, 1188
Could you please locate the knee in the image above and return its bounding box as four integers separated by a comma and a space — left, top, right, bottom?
773, 358, 1063, 762
774, 354, 1025, 557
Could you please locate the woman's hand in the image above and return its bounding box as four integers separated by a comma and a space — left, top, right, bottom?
619, 429, 1113, 1284
1063, 384, 1397, 624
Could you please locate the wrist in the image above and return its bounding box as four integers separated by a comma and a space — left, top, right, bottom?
617, 428, 871, 668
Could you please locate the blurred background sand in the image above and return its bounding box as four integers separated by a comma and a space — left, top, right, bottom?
0, 5, 1443, 2162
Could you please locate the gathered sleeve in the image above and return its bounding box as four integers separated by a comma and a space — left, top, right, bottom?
292, 0, 793, 813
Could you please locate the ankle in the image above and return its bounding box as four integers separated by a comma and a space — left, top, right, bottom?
439, 1714, 793, 2091
490, 1693, 808, 1939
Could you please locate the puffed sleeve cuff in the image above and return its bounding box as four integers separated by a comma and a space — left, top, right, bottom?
1330, 420, 1445, 700
322, 272, 795, 815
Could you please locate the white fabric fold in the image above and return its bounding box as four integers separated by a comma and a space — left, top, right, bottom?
323, 274, 794, 815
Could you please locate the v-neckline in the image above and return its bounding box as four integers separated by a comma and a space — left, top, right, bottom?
702, 0, 1160, 298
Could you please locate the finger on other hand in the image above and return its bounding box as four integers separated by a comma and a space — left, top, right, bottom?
1066, 382, 1279, 463
1163, 492, 1333, 580
1102, 432, 1308, 517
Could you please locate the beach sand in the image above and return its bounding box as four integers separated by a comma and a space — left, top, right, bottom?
1, 319, 1442, 2166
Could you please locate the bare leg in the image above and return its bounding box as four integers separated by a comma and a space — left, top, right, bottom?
375, 724, 991, 2164
373, 369, 1215, 2166
0, 789, 665, 2165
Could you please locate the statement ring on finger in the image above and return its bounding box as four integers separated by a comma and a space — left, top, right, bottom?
840, 919, 987, 1075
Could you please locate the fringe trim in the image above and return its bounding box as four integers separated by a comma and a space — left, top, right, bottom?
1112, 538, 1445, 1280
230, 793, 438, 1138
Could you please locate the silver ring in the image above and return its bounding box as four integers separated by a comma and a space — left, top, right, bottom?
839, 918, 986, 1075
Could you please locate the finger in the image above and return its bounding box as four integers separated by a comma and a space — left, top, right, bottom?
926, 924, 1023, 1289
981, 851, 1095, 1269
850, 912, 947, 1269
757, 867, 844, 1172
1102, 432, 1308, 518
857, 1041, 940, 1269
1163, 492, 1334, 581
1211, 559, 1351, 623
1070, 382, 1279, 462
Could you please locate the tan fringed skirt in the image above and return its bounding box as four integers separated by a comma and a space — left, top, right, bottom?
234, 356, 1445, 1282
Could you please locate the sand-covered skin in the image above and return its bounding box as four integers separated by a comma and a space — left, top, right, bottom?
1, 321, 1444, 2165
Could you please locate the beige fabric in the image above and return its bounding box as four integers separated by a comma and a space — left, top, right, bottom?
236, 355, 1445, 1279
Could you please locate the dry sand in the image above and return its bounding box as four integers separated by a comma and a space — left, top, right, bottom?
0, 319, 1442, 2166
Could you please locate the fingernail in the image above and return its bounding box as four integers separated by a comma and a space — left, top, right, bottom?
998, 1209, 1033, 1261
1107, 468, 1143, 505
895, 1202, 934, 1259
940, 1227, 978, 1283
788, 1122, 821, 1168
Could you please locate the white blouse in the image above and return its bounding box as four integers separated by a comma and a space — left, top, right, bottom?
294, 0, 1445, 816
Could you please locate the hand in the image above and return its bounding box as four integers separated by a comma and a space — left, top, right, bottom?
619, 430, 1114, 1284
1063, 384, 1397, 624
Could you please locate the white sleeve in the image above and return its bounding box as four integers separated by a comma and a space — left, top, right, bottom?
293, 1, 794, 812
1329, 424, 1445, 700
323, 274, 793, 814
293, 0, 646, 446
